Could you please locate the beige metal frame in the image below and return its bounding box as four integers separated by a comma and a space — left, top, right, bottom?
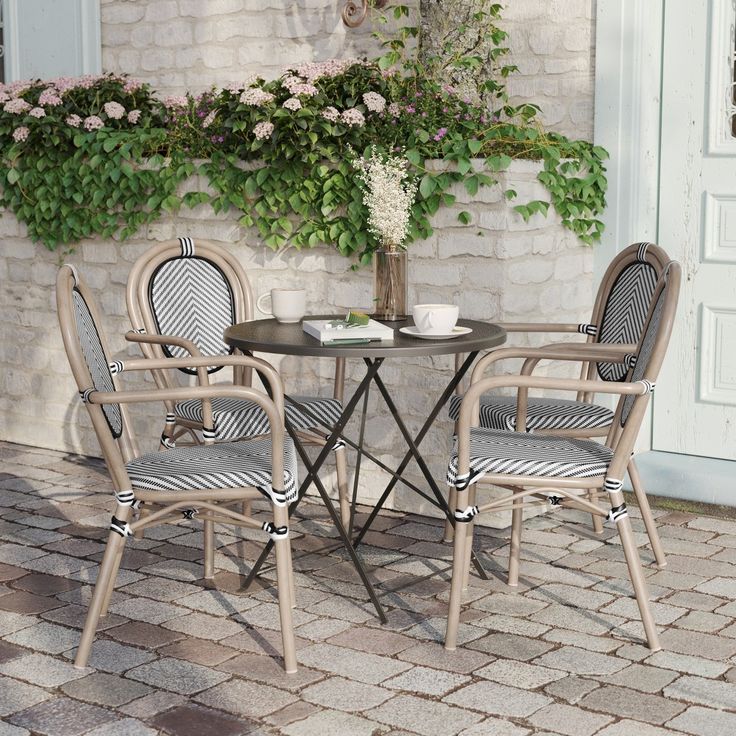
57, 265, 298, 673
125, 239, 352, 525
447, 243, 671, 564
445, 262, 681, 652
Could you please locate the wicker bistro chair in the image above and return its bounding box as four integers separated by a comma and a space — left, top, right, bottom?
126, 237, 352, 525
444, 261, 681, 652
57, 265, 299, 673
446, 242, 671, 563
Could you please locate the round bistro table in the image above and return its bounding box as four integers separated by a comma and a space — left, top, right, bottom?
224, 316, 506, 620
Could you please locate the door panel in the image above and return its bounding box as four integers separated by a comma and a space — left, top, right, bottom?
654, 0, 736, 459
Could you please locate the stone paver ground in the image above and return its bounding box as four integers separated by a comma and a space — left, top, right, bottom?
2, 440, 736, 735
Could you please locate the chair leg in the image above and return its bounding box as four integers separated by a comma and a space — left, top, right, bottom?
443, 486, 457, 543
273, 506, 298, 673
75, 525, 127, 668
445, 487, 471, 651
133, 504, 148, 540
589, 488, 604, 534
335, 446, 351, 529
241, 499, 252, 518
616, 512, 661, 650
508, 499, 523, 587
461, 486, 477, 591
99, 542, 125, 617
628, 458, 666, 568
203, 516, 215, 579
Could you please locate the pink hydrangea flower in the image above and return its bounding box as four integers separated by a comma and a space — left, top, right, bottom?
388, 102, 400, 117
362, 92, 386, 113
239, 88, 274, 106
127, 109, 141, 124
163, 95, 188, 108
283, 97, 302, 111
66, 114, 82, 127
340, 108, 365, 127
29, 107, 45, 118
3, 98, 31, 114
38, 88, 62, 106
253, 121, 274, 140
83, 115, 104, 131
321, 106, 339, 122
12, 126, 29, 142
104, 101, 125, 120
123, 79, 143, 93
295, 58, 363, 82
0, 92, 10, 103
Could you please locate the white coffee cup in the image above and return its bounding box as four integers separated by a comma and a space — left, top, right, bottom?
257, 288, 307, 324
412, 303, 459, 335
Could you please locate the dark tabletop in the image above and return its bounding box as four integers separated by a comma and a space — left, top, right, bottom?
224, 316, 506, 358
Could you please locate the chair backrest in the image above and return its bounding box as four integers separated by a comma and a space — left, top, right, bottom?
588, 242, 670, 382
57, 265, 136, 476
126, 237, 255, 376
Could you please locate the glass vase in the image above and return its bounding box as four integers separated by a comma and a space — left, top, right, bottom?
373, 248, 408, 321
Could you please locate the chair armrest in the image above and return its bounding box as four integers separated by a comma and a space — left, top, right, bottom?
495, 322, 584, 333
458, 374, 648, 429
125, 331, 202, 357
470, 343, 636, 384
109, 355, 285, 417
88, 384, 285, 430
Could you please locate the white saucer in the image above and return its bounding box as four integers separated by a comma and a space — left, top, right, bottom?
399, 326, 472, 340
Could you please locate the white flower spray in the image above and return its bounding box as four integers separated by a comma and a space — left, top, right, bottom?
353, 146, 418, 252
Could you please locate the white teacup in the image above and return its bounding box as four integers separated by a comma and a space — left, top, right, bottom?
412, 303, 459, 335
257, 288, 307, 324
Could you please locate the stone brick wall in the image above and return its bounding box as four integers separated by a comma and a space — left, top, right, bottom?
100, 0, 595, 139
0, 162, 593, 516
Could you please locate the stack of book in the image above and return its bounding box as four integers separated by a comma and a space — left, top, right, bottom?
303, 317, 395, 345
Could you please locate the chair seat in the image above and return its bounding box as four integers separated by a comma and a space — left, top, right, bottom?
446, 428, 613, 488
127, 437, 299, 504
448, 394, 614, 432
175, 395, 343, 440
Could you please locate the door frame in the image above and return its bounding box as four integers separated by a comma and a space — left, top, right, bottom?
594, 0, 736, 504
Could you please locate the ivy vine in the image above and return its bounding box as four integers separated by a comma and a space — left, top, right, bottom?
0, 4, 607, 257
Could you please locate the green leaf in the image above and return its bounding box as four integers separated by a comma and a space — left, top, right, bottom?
458, 211, 471, 225
468, 139, 482, 155
6, 169, 19, 185
419, 174, 436, 199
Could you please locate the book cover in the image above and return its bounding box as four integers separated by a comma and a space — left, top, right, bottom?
302, 318, 395, 343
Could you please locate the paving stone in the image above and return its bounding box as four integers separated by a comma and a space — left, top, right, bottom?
263, 700, 322, 728
602, 662, 679, 693
21, 553, 96, 577
194, 676, 297, 717
0, 544, 47, 565
280, 708, 383, 736
687, 517, 736, 534
526, 582, 615, 610
542, 628, 621, 653
664, 590, 726, 612
475, 612, 551, 637
673, 609, 731, 633
0, 653, 89, 687
445, 680, 551, 717
40, 604, 127, 632
664, 674, 736, 710
467, 632, 554, 661
158, 637, 239, 666
216, 652, 324, 692
0, 640, 27, 664
8, 696, 117, 736
0, 612, 38, 637
470, 592, 548, 617
0, 721, 31, 736
105, 621, 185, 649
83, 718, 159, 736
527, 702, 613, 736
659, 627, 736, 660
600, 597, 686, 626
534, 646, 628, 676
0, 564, 26, 583
118, 577, 202, 602
127, 657, 230, 695
118, 691, 187, 719
368, 693, 483, 736
298, 642, 411, 684
383, 665, 471, 695
595, 720, 683, 736
543, 675, 600, 704
302, 675, 394, 710
60, 672, 151, 707
80, 640, 157, 674
0, 676, 52, 716
175, 589, 260, 614
0, 591, 63, 614
296, 616, 353, 641
107, 598, 188, 625
476, 658, 566, 690
457, 718, 531, 736
666, 704, 736, 736
325, 625, 416, 655
578, 685, 686, 724
219, 626, 310, 659
150, 704, 253, 736
6, 621, 80, 654
396, 641, 492, 674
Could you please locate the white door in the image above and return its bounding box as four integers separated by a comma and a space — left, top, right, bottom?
654, 0, 736, 460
